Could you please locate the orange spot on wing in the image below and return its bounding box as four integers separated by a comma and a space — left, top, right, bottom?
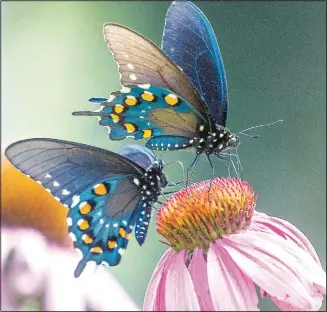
79, 202, 92, 215
164, 94, 179, 106
142, 129, 153, 139
141, 92, 155, 102
82, 234, 93, 244
91, 246, 103, 253
110, 114, 120, 123
124, 96, 137, 106
119, 227, 126, 238
124, 123, 137, 133
93, 183, 108, 196
108, 240, 117, 249
78, 219, 89, 230
114, 104, 125, 114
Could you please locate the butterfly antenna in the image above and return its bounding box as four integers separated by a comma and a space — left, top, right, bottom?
238, 119, 283, 135
238, 132, 259, 139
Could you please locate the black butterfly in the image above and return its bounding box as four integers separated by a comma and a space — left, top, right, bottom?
5, 139, 168, 277
73, 1, 241, 181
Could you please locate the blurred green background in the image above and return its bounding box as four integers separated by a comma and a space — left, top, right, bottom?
2, 1, 326, 310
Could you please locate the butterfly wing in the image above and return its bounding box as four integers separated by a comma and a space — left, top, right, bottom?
102, 23, 209, 121
73, 85, 202, 151
162, 1, 228, 126
5, 139, 149, 277
118, 144, 156, 170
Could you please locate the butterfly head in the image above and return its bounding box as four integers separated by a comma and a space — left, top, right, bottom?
226, 133, 240, 148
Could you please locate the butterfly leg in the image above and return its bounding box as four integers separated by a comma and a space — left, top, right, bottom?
186, 154, 200, 187
206, 155, 215, 196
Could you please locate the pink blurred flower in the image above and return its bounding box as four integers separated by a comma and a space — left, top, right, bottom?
144, 178, 326, 311
1, 226, 139, 311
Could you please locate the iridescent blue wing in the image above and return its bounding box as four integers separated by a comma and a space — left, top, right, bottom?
73, 85, 204, 151
102, 23, 209, 121
4, 139, 151, 277
162, 1, 228, 126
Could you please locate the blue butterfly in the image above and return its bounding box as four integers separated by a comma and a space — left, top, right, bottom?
5, 139, 168, 277
73, 1, 239, 178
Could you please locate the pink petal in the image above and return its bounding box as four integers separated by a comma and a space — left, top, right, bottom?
223, 230, 326, 311
207, 240, 259, 311
164, 250, 200, 311
271, 292, 324, 311
188, 248, 215, 311
143, 248, 174, 311
251, 212, 320, 264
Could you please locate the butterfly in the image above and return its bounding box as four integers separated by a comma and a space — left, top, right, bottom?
5, 139, 168, 277
73, 1, 240, 179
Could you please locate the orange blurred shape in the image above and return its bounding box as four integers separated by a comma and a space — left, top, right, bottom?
1, 155, 73, 247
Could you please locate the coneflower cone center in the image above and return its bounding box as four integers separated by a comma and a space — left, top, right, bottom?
156, 178, 257, 251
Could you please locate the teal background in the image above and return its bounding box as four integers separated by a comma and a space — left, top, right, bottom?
2, 1, 326, 310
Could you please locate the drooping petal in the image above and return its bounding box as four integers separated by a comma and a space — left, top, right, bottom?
207, 240, 259, 311
223, 231, 326, 311
164, 250, 200, 311
271, 292, 324, 311
251, 212, 320, 264
188, 248, 215, 311
143, 248, 175, 311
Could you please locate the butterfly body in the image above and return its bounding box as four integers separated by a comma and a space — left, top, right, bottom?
5, 139, 167, 277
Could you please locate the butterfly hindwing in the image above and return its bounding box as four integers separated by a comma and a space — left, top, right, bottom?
67, 176, 142, 277
74, 85, 204, 149
162, 1, 228, 126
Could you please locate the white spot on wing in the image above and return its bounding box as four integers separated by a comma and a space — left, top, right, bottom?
138, 84, 151, 89
54, 196, 61, 202
45, 173, 52, 179
127, 63, 134, 70
118, 248, 124, 255
129, 74, 137, 81
67, 217, 73, 226
69, 232, 77, 242
107, 94, 116, 102
133, 178, 140, 186
122, 220, 127, 226
53, 181, 60, 187
71, 195, 80, 208
62, 189, 70, 196
120, 87, 131, 94
94, 106, 104, 113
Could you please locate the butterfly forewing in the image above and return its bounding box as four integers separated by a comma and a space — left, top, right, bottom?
104, 23, 208, 120
162, 1, 228, 126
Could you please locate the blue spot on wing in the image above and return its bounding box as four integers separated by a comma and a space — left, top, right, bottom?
162, 1, 228, 126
